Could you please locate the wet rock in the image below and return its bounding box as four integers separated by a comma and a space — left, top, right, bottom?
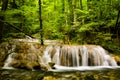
23, 75, 32, 80
0, 39, 47, 70
43, 76, 59, 80
10, 60, 40, 70
39, 63, 50, 70
85, 75, 95, 80
48, 62, 55, 69
1, 71, 10, 75
0, 42, 11, 67
110, 54, 120, 65
0, 39, 119, 71
1, 68, 120, 80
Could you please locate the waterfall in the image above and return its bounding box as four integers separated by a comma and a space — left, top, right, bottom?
52, 46, 60, 65
2, 43, 118, 70
2, 53, 16, 69
81, 46, 88, 66
42, 45, 118, 67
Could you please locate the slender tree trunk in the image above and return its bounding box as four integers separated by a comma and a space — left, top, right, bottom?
38, 0, 44, 45
80, 0, 83, 10
65, 0, 68, 26
54, 0, 57, 10
1, 0, 8, 10
66, 0, 74, 44
11, 0, 17, 8
67, 0, 74, 25
0, 16, 4, 40
0, 0, 8, 41
0, 0, 1, 4
73, 0, 77, 24
80, 0, 84, 25
62, 0, 64, 12
63, 0, 68, 44
115, 10, 120, 41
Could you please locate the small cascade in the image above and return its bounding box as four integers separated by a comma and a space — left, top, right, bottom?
81, 46, 88, 66
41, 46, 52, 64
52, 46, 60, 65
41, 45, 118, 68
2, 42, 118, 70
2, 53, 16, 69
2, 42, 16, 69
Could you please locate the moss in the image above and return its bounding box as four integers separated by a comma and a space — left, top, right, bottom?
48, 62, 55, 69
15, 43, 30, 53
10, 60, 40, 70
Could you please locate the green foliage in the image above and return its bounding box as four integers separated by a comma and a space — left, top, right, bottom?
78, 22, 100, 32
4, 33, 25, 38
0, 0, 119, 54
1, 0, 39, 37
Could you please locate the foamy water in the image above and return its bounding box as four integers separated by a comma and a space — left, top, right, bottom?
49, 65, 120, 72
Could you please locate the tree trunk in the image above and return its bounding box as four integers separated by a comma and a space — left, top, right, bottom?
80, 0, 84, 25
73, 0, 77, 24
0, 0, 1, 4
11, 0, 17, 8
62, 0, 65, 12
80, 0, 83, 10
64, 0, 68, 27
63, 0, 68, 44
0, 0, 8, 41
38, 0, 44, 45
54, 0, 57, 10
67, 0, 74, 25
66, 0, 74, 44
115, 10, 120, 41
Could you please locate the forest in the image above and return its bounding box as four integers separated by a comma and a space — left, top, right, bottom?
0, 0, 120, 54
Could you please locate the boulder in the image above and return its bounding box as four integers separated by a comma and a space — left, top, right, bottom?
110, 54, 120, 65
10, 60, 40, 70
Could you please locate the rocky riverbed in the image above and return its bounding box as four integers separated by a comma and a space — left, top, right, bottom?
0, 39, 120, 80
1, 68, 120, 80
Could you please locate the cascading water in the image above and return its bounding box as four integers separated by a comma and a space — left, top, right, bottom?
41, 45, 118, 71
2, 53, 16, 69
43, 45, 117, 66
2, 41, 119, 70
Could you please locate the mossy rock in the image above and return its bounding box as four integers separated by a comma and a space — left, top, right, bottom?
10, 60, 40, 70
12, 53, 25, 60
15, 43, 30, 53
48, 62, 55, 69
110, 54, 120, 65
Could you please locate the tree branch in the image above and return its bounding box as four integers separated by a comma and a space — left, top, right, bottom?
0, 19, 34, 38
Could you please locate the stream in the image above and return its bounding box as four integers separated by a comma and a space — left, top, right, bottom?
0, 39, 120, 80
1, 68, 120, 80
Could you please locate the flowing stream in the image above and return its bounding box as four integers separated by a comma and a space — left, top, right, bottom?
41, 45, 119, 71
3, 43, 119, 71
1, 40, 120, 80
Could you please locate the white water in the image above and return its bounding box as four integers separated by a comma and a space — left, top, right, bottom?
44, 45, 117, 66
2, 53, 16, 69
41, 45, 119, 70
81, 46, 88, 66
50, 65, 120, 72
3, 44, 119, 70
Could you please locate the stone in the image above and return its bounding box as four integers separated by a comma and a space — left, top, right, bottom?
48, 62, 55, 69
